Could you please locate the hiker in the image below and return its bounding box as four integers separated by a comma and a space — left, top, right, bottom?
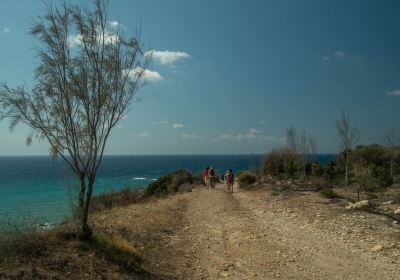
203, 167, 210, 188
224, 170, 230, 191
226, 169, 234, 193
209, 165, 216, 189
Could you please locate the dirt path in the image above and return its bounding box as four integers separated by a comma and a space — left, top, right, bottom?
163, 183, 399, 280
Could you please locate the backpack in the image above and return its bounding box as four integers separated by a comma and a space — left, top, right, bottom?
227, 172, 233, 183
210, 169, 215, 176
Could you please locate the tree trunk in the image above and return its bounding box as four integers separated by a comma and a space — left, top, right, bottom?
345, 151, 349, 189
81, 175, 95, 239
78, 173, 85, 209
390, 156, 394, 179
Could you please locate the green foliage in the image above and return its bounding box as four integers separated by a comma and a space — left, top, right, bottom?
352, 145, 395, 189
283, 152, 301, 180
320, 188, 338, 199
323, 160, 342, 186
237, 171, 257, 187
145, 170, 193, 197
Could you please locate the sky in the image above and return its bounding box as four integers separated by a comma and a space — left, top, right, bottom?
0, 0, 400, 155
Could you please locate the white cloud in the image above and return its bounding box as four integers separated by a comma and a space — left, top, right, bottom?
125, 67, 163, 82
219, 134, 235, 140
67, 34, 83, 46
2, 27, 10, 34
333, 51, 345, 58
387, 89, 400, 96
146, 50, 190, 65
67, 29, 119, 47
141, 69, 163, 82
219, 129, 283, 143
182, 133, 199, 139
250, 128, 261, 134
108, 21, 120, 29
152, 120, 169, 126
323, 50, 347, 61
136, 132, 150, 138
172, 123, 184, 129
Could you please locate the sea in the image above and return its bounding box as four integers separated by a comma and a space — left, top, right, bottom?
0, 154, 336, 227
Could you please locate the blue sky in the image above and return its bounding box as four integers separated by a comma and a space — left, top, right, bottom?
1, 0, 400, 155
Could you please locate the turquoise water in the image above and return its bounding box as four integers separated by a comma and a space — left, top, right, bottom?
0, 154, 336, 225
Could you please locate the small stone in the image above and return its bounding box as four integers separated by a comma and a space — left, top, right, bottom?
382, 201, 393, 205
394, 208, 400, 215
371, 244, 383, 252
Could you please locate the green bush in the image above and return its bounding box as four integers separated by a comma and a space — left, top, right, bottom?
320, 188, 338, 199
237, 171, 257, 187
145, 170, 193, 197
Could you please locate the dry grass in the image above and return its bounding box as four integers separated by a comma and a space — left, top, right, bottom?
90, 187, 143, 213
0, 196, 187, 279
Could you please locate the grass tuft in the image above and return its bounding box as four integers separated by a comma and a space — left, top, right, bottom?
320, 188, 338, 199
84, 233, 142, 272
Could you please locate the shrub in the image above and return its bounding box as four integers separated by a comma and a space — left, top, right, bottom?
145, 170, 193, 197
237, 171, 257, 187
261, 149, 284, 176
90, 188, 142, 213
320, 188, 338, 199
0, 217, 48, 259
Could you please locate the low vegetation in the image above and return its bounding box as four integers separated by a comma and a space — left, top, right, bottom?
145, 169, 193, 197
237, 171, 257, 187
260, 143, 400, 201
320, 188, 339, 199
0, 219, 48, 259
90, 188, 142, 213
83, 233, 142, 272
0, 169, 197, 278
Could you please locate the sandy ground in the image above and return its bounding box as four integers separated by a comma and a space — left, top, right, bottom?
3, 182, 399, 279
95, 183, 400, 279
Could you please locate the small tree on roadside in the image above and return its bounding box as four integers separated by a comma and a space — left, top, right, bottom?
352, 161, 374, 201
309, 135, 318, 162
299, 130, 309, 178
0, 0, 149, 238
384, 126, 399, 180
286, 126, 299, 154
336, 112, 359, 188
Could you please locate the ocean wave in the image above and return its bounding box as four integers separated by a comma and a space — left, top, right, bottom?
132, 177, 147, 180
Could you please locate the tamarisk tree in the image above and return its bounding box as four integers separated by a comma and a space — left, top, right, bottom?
336, 113, 359, 188
384, 126, 399, 180
0, 0, 149, 238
